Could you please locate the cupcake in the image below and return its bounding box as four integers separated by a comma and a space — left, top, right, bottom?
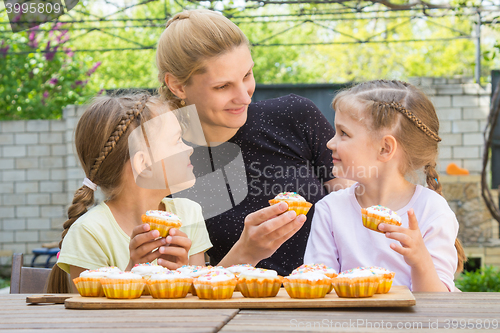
131, 263, 169, 295
146, 271, 193, 299
368, 266, 395, 294
100, 272, 145, 299
361, 205, 402, 233
237, 268, 283, 298
331, 267, 381, 298
176, 265, 222, 295
227, 264, 254, 292
283, 271, 331, 299
141, 210, 182, 238
72, 266, 122, 297
269, 192, 312, 216
226, 264, 254, 276
193, 270, 238, 300
292, 264, 338, 293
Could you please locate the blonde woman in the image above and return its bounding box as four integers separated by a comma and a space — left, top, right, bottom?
157, 9, 352, 275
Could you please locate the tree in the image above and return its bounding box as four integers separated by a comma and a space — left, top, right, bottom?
0, 16, 102, 120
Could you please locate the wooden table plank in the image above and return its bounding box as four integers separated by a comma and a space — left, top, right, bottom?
220, 292, 500, 332
1, 294, 238, 332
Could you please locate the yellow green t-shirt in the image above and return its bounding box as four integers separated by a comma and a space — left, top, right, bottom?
57, 198, 212, 273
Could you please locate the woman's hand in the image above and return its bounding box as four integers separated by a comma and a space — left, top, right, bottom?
378, 208, 449, 291
157, 228, 191, 269
219, 202, 306, 267
126, 223, 167, 271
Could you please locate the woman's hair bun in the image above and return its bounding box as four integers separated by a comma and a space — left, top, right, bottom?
166, 12, 191, 28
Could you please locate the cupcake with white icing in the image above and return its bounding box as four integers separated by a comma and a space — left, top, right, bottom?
283, 271, 332, 299
176, 265, 226, 295
368, 266, 395, 294
141, 210, 182, 238
193, 270, 237, 300
331, 267, 381, 298
361, 205, 402, 233
292, 264, 338, 293
72, 266, 122, 297
131, 263, 169, 295
237, 268, 283, 298
146, 271, 193, 299
100, 271, 145, 299
268, 192, 312, 216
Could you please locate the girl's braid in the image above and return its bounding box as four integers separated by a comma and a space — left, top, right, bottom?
89, 95, 149, 181
377, 101, 442, 143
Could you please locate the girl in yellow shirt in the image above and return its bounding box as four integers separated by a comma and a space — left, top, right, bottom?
48, 93, 212, 292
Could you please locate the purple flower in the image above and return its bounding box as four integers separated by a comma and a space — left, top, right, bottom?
72, 80, 89, 88
56, 30, 69, 44
28, 30, 38, 49
43, 91, 49, 99
86, 62, 102, 76
0, 41, 9, 57
64, 47, 74, 57
48, 78, 58, 85
44, 42, 59, 61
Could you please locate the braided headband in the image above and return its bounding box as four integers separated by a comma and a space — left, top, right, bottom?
377, 101, 441, 142
82, 95, 150, 191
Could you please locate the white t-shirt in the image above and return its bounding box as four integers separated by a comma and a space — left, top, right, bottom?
57, 198, 212, 273
304, 183, 458, 291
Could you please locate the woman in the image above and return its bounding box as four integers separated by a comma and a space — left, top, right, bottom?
157, 9, 351, 275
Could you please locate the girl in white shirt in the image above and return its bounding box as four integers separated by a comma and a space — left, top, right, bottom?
304, 80, 466, 292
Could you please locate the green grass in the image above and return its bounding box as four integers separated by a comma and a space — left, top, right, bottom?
0, 277, 9, 289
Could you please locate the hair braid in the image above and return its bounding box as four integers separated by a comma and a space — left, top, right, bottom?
89, 96, 148, 181
376, 101, 442, 142
423, 163, 466, 272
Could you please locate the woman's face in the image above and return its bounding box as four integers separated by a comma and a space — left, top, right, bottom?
183, 45, 255, 142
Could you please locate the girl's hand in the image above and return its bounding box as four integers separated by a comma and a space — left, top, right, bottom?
127, 223, 167, 270
220, 202, 306, 266
378, 208, 430, 269
157, 228, 191, 270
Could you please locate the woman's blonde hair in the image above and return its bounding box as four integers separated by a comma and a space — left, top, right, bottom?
156, 9, 249, 108
47, 93, 157, 293
333, 80, 466, 272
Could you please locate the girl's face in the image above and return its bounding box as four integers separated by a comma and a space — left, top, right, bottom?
132, 107, 195, 194
327, 106, 380, 182
183, 45, 255, 141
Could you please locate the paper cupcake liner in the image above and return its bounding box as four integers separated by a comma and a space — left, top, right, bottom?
282, 277, 331, 299
193, 279, 237, 300
361, 209, 401, 233
146, 278, 193, 299
237, 276, 283, 298
72, 277, 104, 297
141, 215, 182, 238
269, 199, 313, 216
101, 279, 145, 299
374, 272, 395, 294
331, 276, 380, 298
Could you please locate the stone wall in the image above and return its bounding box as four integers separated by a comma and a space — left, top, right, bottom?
409, 77, 491, 175
0, 77, 498, 267
441, 175, 500, 267
0, 106, 93, 265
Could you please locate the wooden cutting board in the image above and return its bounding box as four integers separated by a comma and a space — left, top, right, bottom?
64, 286, 415, 309
26, 294, 77, 304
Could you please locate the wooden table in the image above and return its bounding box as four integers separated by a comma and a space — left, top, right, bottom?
2, 292, 500, 332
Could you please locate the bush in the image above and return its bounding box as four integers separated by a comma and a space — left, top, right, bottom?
0, 277, 9, 289
0, 22, 99, 120
455, 265, 500, 292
